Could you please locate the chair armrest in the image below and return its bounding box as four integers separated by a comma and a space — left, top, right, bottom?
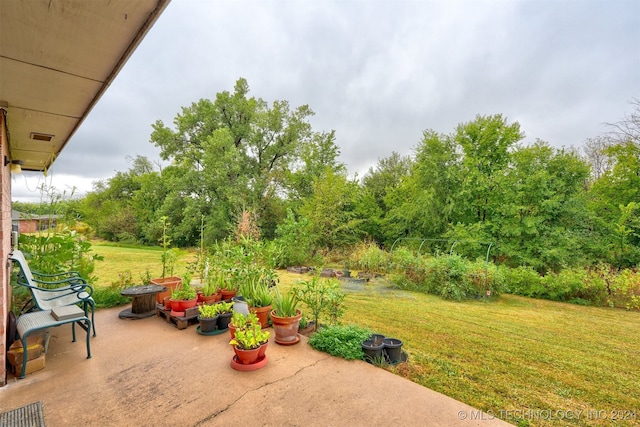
18, 277, 94, 299
32, 270, 82, 280
32, 275, 88, 287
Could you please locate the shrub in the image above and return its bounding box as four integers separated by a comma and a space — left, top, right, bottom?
293, 275, 346, 331
350, 241, 388, 273
273, 209, 315, 267
501, 265, 543, 296
18, 227, 102, 282
93, 271, 134, 308
308, 324, 372, 360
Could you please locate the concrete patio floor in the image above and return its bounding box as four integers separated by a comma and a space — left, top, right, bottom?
1, 306, 510, 426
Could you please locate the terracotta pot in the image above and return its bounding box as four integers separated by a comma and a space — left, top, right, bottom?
151, 277, 182, 304
258, 341, 269, 358
220, 289, 237, 301
233, 346, 261, 365
271, 309, 302, 345
169, 298, 197, 313
250, 305, 272, 329
200, 293, 222, 304
228, 324, 237, 340
163, 296, 172, 310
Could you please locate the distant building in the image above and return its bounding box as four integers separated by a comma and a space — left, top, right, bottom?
11, 210, 62, 234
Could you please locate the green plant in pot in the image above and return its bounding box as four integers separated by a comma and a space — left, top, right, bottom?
220, 268, 238, 300
229, 316, 270, 366
271, 287, 302, 345
215, 301, 234, 330
200, 270, 222, 304
247, 280, 273, 329
228, 312, 259, 340
170, 276, 197, 314
198, 303, 219, 333
152, 216, 182, 304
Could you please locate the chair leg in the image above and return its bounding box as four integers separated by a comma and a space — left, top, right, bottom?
82, 301, 97, 337
20, 335, 29, 379
85, 318, 92, 359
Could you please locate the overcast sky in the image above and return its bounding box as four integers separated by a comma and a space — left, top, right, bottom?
12, 0, 640, 202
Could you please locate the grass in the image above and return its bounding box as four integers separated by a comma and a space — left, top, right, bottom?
88, 243, 640, 427
91, 242, 195, 286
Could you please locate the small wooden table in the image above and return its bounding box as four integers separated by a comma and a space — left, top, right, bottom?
119, 284, 167, 319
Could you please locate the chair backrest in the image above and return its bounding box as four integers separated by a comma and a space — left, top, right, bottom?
8, 250, 36, 283
9, 250, 87, 310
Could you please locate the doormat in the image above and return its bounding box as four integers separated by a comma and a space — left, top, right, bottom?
0, 401, 46, 427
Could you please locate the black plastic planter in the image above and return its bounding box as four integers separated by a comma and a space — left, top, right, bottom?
383, 338, 403, 364
370, 334, 385, 346
217, 312, 233, 330
362, 339, 385, 363
198, 315, 219, 333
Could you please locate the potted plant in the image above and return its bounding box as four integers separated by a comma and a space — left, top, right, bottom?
228, 311, 259, 340
362, 333, 385, 363
215, 301, 234, 330
229, 315, 270, 367
271, 287, 302, 345
152, 217, 182, 304
199, 270, 222, 304
169, 275, 197, 315
197, 303, 219, 333
247, 280, 273, 329
220, 268, 238, 300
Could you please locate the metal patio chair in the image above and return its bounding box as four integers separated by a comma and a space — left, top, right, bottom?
9, 250, 97, 337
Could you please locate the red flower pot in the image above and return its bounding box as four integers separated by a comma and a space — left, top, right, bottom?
151, 277, 182, 304
233, 346, 261, 365
169, 298, 197, 313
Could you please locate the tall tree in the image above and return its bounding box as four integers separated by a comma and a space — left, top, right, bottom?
492, 142, 591, 272
149, 78, 342, 244
298, 168, 361, 250
455, 114, 524, 224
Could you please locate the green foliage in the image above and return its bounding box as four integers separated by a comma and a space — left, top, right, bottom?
229, 314, 270, 350
245, 281, 273, 308
171, 282, 196, 300
211, 237, 279, 298
230, 311, 258, 328
299, 168, 363, 251
202, 268, 222, 296
501, 263, 640, 309
215, 301, 234, 314
350, 241, 388, 273
308, 325, 372, 360
273, 209, 315, 267
149, 78, 344, 245
272, 286, 300, 317
198, 303, 219, 318
387, 252, 505, 301
92, 271, 135, 308
293, 275, 346, 331
18, 228, 102, 283
500, 266, 543, 295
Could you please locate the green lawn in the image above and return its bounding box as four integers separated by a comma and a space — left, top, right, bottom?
90, 243, 640, 427
91, 242, 194, 285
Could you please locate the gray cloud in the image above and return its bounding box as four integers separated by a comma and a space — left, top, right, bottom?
13, 0, 640, 202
